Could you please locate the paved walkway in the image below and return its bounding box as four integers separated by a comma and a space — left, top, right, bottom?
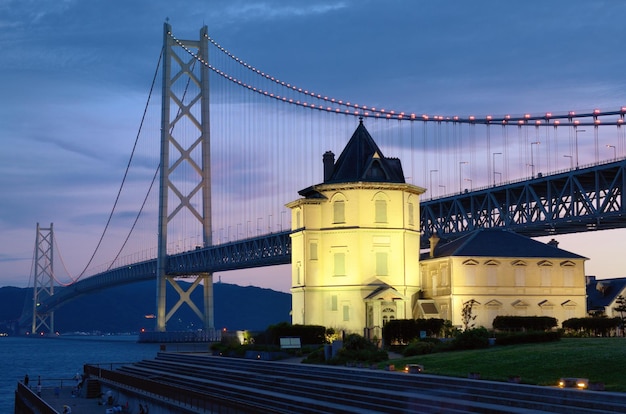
40, 385, 114, 414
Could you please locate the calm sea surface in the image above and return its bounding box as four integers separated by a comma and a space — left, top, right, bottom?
1, 335, 162, 413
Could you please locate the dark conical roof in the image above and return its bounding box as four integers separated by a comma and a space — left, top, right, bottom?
325, 120, 405, 184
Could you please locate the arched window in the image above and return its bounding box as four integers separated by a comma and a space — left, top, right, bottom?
333, 200, 345, 224
375, 200, 387, 223
382, 307, 396, 325
373, 192, 389, 224
407, 195, 416, 226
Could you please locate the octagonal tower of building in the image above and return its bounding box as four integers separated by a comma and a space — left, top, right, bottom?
286, 120, 426, 338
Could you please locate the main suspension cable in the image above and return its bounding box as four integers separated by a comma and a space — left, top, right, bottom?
73, 49, 164, 281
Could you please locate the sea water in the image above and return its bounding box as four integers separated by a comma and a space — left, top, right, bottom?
0, 335, 162, 413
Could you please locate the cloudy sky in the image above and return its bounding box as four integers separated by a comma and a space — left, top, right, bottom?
2, 0, 626, 292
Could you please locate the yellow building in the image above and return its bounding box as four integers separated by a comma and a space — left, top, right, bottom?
286, 120, 425, 338
420, 231, 588, 329
288, 121, 588, 334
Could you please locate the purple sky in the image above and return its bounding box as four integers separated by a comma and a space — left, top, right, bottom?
2, 1, 626, 292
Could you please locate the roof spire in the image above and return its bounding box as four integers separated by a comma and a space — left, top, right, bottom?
359, 116, 364, 125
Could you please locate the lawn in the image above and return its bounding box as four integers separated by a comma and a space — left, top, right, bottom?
388, 338, 626, 392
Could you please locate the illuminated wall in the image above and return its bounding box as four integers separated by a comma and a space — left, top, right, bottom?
419, 254, 588, 328
287, 181, 425, 335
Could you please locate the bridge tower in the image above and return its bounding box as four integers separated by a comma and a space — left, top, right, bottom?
156, 23, 213, 333
31, 223, 54, 334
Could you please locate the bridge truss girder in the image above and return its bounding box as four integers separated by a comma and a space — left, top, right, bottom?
20, 232, 291, 326
421, 159, 626, 246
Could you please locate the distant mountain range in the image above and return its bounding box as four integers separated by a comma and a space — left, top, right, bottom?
0, 281, 291, 335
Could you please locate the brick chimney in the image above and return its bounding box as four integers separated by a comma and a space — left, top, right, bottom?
429, 234, 440, 258
547, 238, 559, 248
323, 151, 335, 182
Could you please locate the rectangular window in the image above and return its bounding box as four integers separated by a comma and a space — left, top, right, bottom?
333, 201, 345, 223
563, 268, 574, 287
515, 267, 526, 287
343, 305, 350, 321
541, 268, 551, 287
465, 266, 476, 286
375, 200, 387, 223
487, 267, 497, 286
408, 202, 414, 226
334, 252, 346, 276
331, 295, 338, 311
376, 252, 388, 276
441, 266, 449, 286
310, 242, 318, 260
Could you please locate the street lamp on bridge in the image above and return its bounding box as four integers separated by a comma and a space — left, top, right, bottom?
492, 152, 502, 186
464, 178, 473, 191
575, 129, 586, 168
430, 169, 438, 198
563, 154, 573, 169
607, 144, 617, 160
459, 161, 468, 193
530, 142, 540, 178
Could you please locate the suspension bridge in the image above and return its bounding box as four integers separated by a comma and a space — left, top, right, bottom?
19, 24, 626, 337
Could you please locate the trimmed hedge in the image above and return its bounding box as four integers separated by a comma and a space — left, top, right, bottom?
259, 322, 326, 345
383, 318, 445, 345
452, 327, 490, 350
492, 316, 557, 331
562, 317, 620, 336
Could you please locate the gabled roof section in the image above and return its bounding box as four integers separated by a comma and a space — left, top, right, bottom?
423, 229, 587, 260
364, 284, 408, 301
586, 277, 626, 310
326, 119, 405, 184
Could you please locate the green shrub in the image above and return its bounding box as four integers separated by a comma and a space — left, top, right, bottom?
403, 340, 435, 357
258, 322, 326, 346
562, 317, 620, 337
452, 327, 490, 350
382, 318, 445, 344
302, 347, 326, 364
328, 333, 388, 365
493, 316, 557, 331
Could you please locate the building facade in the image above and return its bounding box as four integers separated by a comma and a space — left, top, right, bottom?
288, 121, 588, 335
419, 231, 588, 329
287, 120, 425, 338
